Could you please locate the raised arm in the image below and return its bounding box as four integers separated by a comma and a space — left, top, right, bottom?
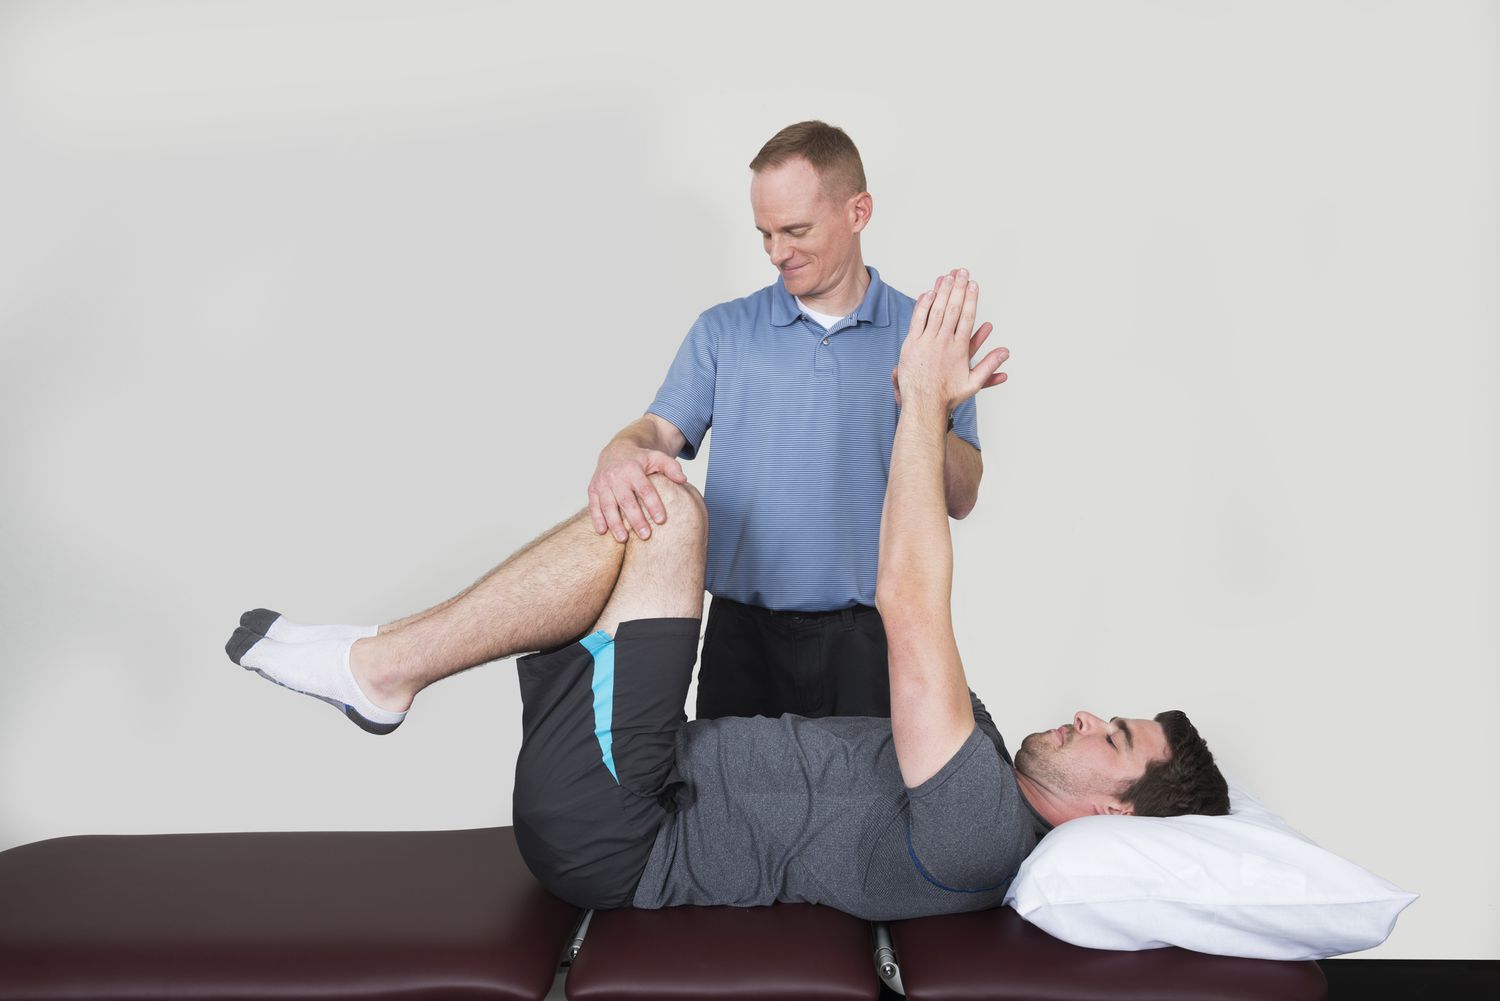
874, 271, 1008, 787
588, 413, 689, 542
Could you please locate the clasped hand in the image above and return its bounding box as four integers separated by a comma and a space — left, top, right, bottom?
893, 268, 1009, 414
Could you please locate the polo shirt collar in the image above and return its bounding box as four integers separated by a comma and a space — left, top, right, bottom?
770, 266, 892, 329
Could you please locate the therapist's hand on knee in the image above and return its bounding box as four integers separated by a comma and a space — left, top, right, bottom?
588, 417, 688, 542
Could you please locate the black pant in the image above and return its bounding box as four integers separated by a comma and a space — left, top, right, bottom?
695, 596, 891, 720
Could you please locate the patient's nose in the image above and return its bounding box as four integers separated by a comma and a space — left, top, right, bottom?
1075, 711, 1104, 731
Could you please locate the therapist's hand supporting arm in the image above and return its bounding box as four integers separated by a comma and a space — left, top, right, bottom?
588, 413, 689, 542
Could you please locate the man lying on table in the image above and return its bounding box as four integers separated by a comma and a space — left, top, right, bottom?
224, 272, 1229, 919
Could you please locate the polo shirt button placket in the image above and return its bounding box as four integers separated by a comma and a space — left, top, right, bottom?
815, 330, 835, 373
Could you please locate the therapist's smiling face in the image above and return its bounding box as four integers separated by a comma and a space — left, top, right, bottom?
750, 157, 866, 304
1016, 711, 1170, 812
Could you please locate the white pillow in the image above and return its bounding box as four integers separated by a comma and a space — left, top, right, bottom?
1003, 769, 1417, 960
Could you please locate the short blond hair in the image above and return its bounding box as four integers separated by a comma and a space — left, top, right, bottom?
749, 120, 867, 201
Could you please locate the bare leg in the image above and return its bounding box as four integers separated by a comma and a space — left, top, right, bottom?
226, 477, 707, 732
354, 476, 707, 712
377, 595, 464, 634
351, 511, 625, 712
375, 510, 636, 637
375, 564, 510, 636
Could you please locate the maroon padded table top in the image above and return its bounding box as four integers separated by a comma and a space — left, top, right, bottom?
566, 903, 880, 1000
889, 906, 1327, 1001
0, 826, 579, 1001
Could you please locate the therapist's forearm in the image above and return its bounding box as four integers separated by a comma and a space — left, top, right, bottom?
606, 413, 687, 458
944, 434, 982, 519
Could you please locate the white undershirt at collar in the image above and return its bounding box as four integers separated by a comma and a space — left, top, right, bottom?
795, 297, 847, 332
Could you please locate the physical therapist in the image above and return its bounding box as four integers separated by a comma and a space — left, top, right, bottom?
586, 120, 990, 720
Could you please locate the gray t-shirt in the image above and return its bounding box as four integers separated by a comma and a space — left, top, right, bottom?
632, 694, 1047, 921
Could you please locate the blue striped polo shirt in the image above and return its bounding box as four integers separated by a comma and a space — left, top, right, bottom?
648, 267, 980, 612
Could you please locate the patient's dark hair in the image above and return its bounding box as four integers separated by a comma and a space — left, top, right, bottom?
1119, 710, 1229, 817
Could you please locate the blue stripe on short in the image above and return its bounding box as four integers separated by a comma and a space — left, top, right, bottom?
581, 630, 617, 782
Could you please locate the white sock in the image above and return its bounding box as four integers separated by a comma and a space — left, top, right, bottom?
239, 608, 377, 644
225, 630, 405, 735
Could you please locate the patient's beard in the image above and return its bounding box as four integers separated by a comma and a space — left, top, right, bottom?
1014, 731, 1079, 799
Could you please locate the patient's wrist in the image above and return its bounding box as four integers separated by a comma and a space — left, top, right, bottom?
898, 391, 950, 434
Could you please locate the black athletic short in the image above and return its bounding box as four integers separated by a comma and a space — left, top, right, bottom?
511, 617, 700, 910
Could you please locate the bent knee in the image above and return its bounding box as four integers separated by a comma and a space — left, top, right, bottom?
646, 473, 706, 528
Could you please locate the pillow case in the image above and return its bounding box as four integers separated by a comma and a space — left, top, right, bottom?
1003, 770, 1417, 960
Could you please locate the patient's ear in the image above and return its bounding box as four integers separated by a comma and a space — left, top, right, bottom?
1095, 800, 1135, 817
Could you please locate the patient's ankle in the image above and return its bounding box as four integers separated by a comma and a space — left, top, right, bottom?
349, 638, 417, 714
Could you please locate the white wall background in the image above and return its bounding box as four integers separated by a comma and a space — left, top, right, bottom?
1, 0, 1494, 960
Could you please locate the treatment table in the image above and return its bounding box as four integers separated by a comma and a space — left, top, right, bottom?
0, 826, 1327, 1000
